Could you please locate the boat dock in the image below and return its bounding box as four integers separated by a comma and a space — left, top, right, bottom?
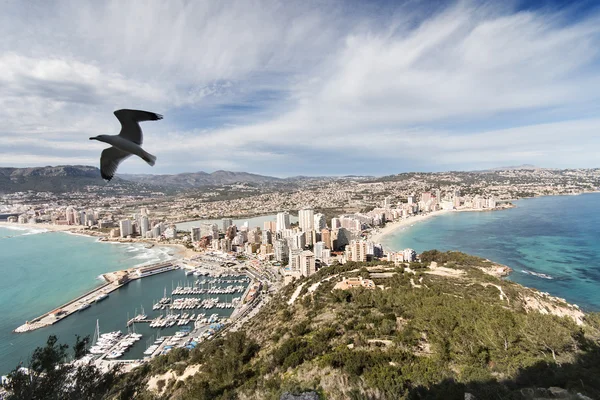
13, 261, 178, 333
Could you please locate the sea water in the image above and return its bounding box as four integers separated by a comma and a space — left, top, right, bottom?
381, 193, 600, 311
0, 228, 245, 375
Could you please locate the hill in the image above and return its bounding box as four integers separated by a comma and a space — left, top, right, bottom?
4, 251, 600, 400
118, 170, 283, 188
140, 252, 600, 399
0, 165, 161, 194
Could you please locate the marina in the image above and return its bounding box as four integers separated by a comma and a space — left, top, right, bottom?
9, 262, 256, 369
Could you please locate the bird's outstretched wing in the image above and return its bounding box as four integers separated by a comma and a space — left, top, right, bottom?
100, 146, 132, 181
113, 109, 163, 145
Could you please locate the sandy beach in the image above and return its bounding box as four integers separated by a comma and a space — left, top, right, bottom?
369, 204, 516, 250
0, 221, 78, 232
368, 209, 455, 246
0, 221, 196, 259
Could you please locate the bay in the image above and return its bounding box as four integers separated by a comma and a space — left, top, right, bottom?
381, 193, 600, 311
0, 228, 243, 375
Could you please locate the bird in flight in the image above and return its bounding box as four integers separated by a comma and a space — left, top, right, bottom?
90, 109, 162, 181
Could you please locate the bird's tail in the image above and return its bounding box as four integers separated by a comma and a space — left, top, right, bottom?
142, 152, 157, 167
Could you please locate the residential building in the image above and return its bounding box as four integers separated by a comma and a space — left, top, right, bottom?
314, 213, 326, 231
299, 250, 316, 277
299, 208, 314, 232
119, 219, 132, 238
276, 212, 290, 232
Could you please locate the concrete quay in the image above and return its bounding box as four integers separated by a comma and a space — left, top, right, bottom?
13, 261, 177, 334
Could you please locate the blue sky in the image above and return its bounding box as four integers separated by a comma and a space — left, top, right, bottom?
1, 0, 600, 177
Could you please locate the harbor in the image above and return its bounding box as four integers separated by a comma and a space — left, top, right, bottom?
7, 255, 258, 373
14, 261, 178, 333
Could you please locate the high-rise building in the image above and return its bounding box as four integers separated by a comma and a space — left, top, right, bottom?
291, 232, 306, 250
226, 225, 237, 240
314, 241, 325, 260
350, 240, 368, 262
299, 250, 316, 277
298, 208, 314, 232
331, 218, 341, 229
321, 228, 332, 249
289, 249, 303, 271
248, 228, 261, 244
140, 215, 150, 238
313, 213, 326, 231
276, 212, 290, 232
140, 207, 149, 216
65, 206, 76, 225
201, 223, 218, 239
222, 218, 233, 232
119, 220, 133, 238
274, 239, 289, 263
152, 223, 163, 238
262, 230, 272, 245
263, 221, 277, 232
191, 227, 202, 242
435, 189, 441, 204
407, 195, 414, 205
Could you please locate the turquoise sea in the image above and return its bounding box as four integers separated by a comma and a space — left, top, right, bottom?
0, 228, 243, 376
381, 193, 600, 311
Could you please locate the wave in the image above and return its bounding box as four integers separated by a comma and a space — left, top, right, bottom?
521, 269, 555, 280
1, 225, 48, 236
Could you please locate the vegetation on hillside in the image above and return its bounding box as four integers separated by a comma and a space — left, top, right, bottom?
4, 251, 600, 399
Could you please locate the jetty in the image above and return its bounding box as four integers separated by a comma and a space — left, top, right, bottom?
14, 261, 178, 333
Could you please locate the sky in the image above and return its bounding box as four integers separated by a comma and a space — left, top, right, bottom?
1, 0, 600, 177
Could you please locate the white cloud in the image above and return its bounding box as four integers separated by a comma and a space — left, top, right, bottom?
1, 1, 600, 175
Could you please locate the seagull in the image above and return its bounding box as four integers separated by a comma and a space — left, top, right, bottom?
89, 109, 162, 181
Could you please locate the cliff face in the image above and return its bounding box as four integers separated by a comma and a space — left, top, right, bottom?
139, 252, 600, 400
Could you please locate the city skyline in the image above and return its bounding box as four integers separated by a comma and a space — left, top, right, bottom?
2, 1, 600, 176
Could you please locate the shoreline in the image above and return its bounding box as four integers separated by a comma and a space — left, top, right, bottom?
0, 221, 194, 259
368, 204, 516, 250
0, 221, 78, 232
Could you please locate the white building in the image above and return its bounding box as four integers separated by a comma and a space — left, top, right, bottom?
403, 248, 417, 262
314, 241, 326, 260
119, 220, 132, 238
314, 213, 326, 231
140, 216, 150, 237
298, 208, 314, 232
276, 212, 290, 232
291, 232, 306, 250
299, 250, 316, 277
274, 239, 289, 263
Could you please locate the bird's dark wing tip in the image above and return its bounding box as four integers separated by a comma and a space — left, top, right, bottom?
155, 113, 163, 120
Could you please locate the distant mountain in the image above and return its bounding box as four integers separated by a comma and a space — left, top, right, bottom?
0, 165, 143, 193
118, 169, 283, 188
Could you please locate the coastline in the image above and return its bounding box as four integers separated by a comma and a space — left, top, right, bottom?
369, 209, 455, 245
0, 221, 77, 232
0, 220, 194, 260
369, 205, 516, 250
